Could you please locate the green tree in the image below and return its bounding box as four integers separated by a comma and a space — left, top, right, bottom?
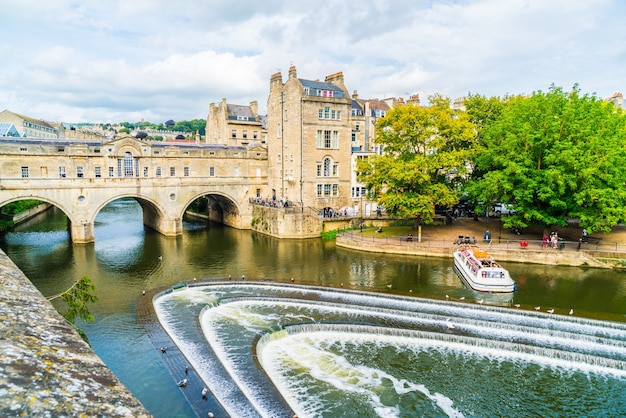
47, 275, 98, 342
467, 85, 626, 233
118, 127, 130, 134
357, 95, 477, 228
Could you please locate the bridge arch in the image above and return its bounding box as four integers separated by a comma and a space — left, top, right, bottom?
0, 196, 77, 229
181, 191, 242, 226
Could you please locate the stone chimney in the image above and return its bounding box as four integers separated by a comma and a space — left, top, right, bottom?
288, 65, 297, 80
249, 101, 258, 117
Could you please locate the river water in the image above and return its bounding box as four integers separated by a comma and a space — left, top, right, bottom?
1, 198, 625, 417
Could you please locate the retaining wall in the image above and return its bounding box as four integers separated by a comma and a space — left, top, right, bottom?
0, 249, 149, 417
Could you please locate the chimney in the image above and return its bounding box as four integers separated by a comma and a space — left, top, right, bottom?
249, 101, 258, 116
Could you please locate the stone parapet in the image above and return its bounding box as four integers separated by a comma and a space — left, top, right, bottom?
0, 249, 149, 417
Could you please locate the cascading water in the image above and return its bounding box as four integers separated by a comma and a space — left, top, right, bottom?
153, 281, 626, 418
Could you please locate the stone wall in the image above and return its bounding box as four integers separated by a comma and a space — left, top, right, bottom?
250, 205, 322, 239
0, 249, 149, 417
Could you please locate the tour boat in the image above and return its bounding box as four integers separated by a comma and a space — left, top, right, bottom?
453, 246, 516, 293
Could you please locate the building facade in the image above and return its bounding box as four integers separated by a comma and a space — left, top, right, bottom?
205, 99, 266, 147
267, 66, 353, 211
0, 109, 60, 139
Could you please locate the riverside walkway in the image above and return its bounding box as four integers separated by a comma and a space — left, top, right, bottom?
336, 218, 626, 269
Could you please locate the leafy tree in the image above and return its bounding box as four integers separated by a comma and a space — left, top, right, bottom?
466, 85, 626, 233
47, 276, 99, 342
118, 127, 130, 134
357, 95, 477, 228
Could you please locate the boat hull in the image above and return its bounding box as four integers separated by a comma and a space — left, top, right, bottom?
453, 249, 516, 293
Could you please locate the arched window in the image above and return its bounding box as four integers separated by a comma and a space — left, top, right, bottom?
323, 157, 331, 177
124, 152, 134, 177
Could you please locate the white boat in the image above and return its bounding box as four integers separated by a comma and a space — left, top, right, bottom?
453, 246, 516, 293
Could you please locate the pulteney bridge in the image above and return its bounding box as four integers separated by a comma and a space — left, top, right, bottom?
0, 135, 268, 243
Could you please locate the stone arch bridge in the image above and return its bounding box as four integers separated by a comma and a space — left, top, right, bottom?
0, 135, 269, 243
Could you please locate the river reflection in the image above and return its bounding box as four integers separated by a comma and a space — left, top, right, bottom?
1, 198, 625, 417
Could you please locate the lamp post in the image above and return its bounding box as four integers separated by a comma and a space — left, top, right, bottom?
360, 191, 363, 232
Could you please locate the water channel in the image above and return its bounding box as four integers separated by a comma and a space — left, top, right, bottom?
1, 198, 625, 417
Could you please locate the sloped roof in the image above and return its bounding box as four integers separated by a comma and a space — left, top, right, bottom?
299, 79, 345, 98
227, 104, 255, 118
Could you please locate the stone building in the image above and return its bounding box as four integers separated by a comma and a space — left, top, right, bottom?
267, 66, 353, 211
606, 92, 624, 108
0, 109, 60, 139
205, 99, 266, 147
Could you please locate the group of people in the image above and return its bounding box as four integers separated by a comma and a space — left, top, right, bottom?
252, 195, 290, 208
543, 231, 562, 249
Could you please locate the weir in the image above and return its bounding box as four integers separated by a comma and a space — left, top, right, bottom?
150, 281, 626, 417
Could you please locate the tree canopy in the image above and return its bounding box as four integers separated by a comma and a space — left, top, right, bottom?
466, 85, 626, 233
357, 95, 477, 227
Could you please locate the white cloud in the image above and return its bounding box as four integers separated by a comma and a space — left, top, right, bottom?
0, 0, 623, 123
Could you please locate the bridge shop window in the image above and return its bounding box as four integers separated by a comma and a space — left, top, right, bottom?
21, 166, 29, 178
156, 167, 162, 177
77, 167, 84, 178
123, 152, 134, 177
184, 167, 189, 177
59, 166, 66, 178
170, 167, 175, 177
209, 167, 215, 177
95, 167, 102, 178
108, 167, 114, 177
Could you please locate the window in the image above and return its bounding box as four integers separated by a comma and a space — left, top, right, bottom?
333, 131, 338, 148
352, 131, 356, 142
324, 107, 330, 119
108, 167, 114, 177
324, 130, 331, 148
317, 184, 323, 197
317, 164, 322, 177
231, 129, 237, 138
143, 167, 149, 177
59, 166, 66, 178
124, 152, 134, 177
256, 168, 261, 177
318, 109, 323, 119
209, 167, 215, 177
20, 147, 27, 152
256, 188, 261, 198
156, 167, 162, 177
317, 130, 323, 147
77, 167, 84, 178
333, 164, 338, 176
184, 167, 190, 177
234, 167, 239, 177
331, 110, 336, 119
94, 148, 101, 154
170, 167, 175, 177
355, 123, 360, 131
243, 130, 247, 139
57, 147, 65, 152
253, 131, 258, 140
332, 184, 338, 196
324, 184, 331, 196
95, 167, 102, 178
323, 158, 331, 176
21, 167, 29, 178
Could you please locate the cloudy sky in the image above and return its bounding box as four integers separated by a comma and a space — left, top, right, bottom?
1, 0, 624, 124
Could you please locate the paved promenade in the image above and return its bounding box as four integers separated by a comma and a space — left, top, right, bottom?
337, 217, 626, 268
